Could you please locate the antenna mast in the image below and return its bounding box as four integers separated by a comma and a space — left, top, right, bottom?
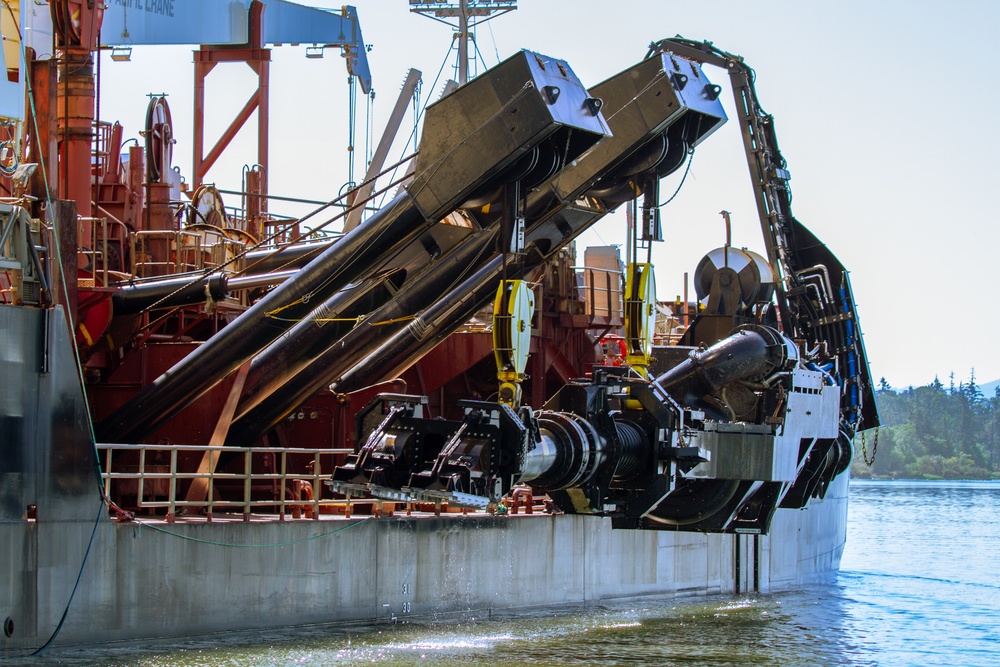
408, 0, 517, 84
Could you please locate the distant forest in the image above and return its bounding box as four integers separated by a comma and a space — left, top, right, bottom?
851, 371, 1000, 479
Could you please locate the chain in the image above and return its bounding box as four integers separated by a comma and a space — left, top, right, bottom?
860, 426, 879, 466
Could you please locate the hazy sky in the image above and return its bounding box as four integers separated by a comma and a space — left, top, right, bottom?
95, 0, 1000, 390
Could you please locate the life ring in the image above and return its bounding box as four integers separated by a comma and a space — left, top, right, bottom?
601, 335, 627, 366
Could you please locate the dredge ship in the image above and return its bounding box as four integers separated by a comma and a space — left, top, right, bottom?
0, 0, 877, 655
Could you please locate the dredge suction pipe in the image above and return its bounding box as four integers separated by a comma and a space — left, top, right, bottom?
242, 240, 334, 276
228, 52, 730, 444
97, 50, 610, 444
98, 193, 421, 443
332, 250, 524, 398
228, 231, 499, 441
108, 271, 296, 317
110, 274, 230, 315
232, 269, 408, 416
655, 325, 799, 403
323, 51, 730, 392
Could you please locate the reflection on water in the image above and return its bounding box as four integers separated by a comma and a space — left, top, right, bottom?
25, 592, 866, 667
21, 480, 1000, 667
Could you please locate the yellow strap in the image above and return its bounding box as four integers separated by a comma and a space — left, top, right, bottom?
78, 322, 94, 347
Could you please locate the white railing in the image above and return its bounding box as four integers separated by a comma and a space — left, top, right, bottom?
97, 443, 358, 521
577, 265, 623, 320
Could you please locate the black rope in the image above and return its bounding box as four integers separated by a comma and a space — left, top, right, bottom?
31, 498, 104, 655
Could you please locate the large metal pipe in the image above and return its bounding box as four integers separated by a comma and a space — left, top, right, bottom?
97, 50, 609, 444
225, 270, 298, 291
110, 269, 297, 318
242, 240, 334, 275
97, 192, 423, 442
229, 149, 562, 431
235, 269, 407, 416
110, 273, 229, 315
654, 325, 799, 403
231, 52, 729, 445
227, 155, 557, 442
226, 230, 501, 444
325, 53, 730, 397
333, 250, 526, 398
311, 209, 568, 399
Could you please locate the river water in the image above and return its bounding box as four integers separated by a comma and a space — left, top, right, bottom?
27, 480, 1000, 666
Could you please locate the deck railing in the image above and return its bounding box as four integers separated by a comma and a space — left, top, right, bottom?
96, 443, 357, 521
578, 265, 623, 320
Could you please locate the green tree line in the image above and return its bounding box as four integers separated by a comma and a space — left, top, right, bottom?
851, 371, 1000, 479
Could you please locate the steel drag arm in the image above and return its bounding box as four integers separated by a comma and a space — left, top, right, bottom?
647, 38, 878, 433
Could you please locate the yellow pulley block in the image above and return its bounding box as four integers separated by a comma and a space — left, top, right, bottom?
493, 279, 535, 406
624, 262, 656, 376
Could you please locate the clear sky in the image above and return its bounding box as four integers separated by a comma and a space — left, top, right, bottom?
95, 0, 1000, 390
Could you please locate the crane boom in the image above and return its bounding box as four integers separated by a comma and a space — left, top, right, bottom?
101, 0, 371, 93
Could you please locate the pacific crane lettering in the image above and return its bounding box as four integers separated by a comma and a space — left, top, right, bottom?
110, 0, 176, 18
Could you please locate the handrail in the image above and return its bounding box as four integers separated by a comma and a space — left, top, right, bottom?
576, 264, 622, 319
97, 443, 358, 521
131, 229, 206, 277
79, 216, 129, 284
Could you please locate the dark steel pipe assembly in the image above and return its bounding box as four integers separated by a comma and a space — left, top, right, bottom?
98, 50, 610, 444
92, 43, 876, 537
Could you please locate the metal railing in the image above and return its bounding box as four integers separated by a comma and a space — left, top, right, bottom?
91, 121, 119, 182
78, 215, 130, 285
131, 229, 205, 276
97, 443, 356, 520
578, 265, 623, 320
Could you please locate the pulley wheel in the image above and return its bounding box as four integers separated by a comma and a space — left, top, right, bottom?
693, 247, 774, 304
